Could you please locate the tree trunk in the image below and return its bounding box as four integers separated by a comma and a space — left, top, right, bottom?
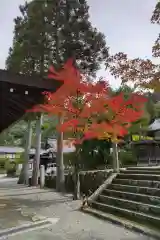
73, 148, 81, 200
112, 142, 120, 173
31, 14, 44, 186
24, 120, 32, 185
56, 115, 65, 192
18, 119, 32, 184
54, 1, 65, 193
17, 164, 25, 184
73, 163, 80, 200
32, 114, 43, 186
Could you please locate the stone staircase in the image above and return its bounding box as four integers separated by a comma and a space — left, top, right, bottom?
84, 167, 160, 237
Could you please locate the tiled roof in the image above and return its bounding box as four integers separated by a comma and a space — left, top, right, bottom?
0, 146, 24, 153
148, 118, 160, 131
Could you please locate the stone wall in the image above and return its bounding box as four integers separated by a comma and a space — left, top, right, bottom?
45, 169, 112, 196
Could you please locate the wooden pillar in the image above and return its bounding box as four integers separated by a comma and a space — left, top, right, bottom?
40, 165, 45, 188
56, 116, 65, 192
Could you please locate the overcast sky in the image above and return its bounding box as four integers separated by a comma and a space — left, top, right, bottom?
0, 0, 159, 88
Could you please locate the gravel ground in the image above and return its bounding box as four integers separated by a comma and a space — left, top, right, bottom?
0, 177, 152, 240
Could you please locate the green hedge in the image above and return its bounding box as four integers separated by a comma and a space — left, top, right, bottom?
0, 158, 6, 169
5, 161, 16, 176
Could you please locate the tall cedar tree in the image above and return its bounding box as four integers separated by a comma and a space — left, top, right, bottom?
106, 2, 160, 92
6, 0, 108, 76
151, 1, 160, 58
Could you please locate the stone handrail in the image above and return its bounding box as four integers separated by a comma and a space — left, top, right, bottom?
88, 172, 118, 203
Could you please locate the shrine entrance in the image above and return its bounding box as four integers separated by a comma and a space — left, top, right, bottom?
0, 69, 62, 133
132, 140, 160, 166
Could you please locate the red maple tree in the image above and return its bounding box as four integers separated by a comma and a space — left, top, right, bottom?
31, 59, 147, 144
30, 58, 147, 199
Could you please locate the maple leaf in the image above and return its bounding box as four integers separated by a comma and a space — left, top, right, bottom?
57, 119, 79, 132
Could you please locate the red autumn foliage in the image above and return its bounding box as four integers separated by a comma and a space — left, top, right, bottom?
30, 58, 147, 144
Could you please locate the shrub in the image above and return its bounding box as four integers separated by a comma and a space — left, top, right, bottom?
5, 160, 17, 176
0, 158, 6, 169
119, 150, 137, 166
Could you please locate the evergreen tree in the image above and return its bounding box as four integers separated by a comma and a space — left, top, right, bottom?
151, 1, 160, 57
6, 0, 108, 76
106, 2, 159, 92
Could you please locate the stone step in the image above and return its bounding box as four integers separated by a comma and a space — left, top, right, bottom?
109, 184, 160, 197
83, 207, 160, 239
103, 189, 160, 205
113, 178, 160, 188
120, 169, 160, 175
89, 201, 160, 229
127, 167, 160, 171
117, 173, 160, 181
98, 195, 160, 217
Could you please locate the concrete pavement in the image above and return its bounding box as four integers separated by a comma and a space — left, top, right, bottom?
0, 177, 152, 240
